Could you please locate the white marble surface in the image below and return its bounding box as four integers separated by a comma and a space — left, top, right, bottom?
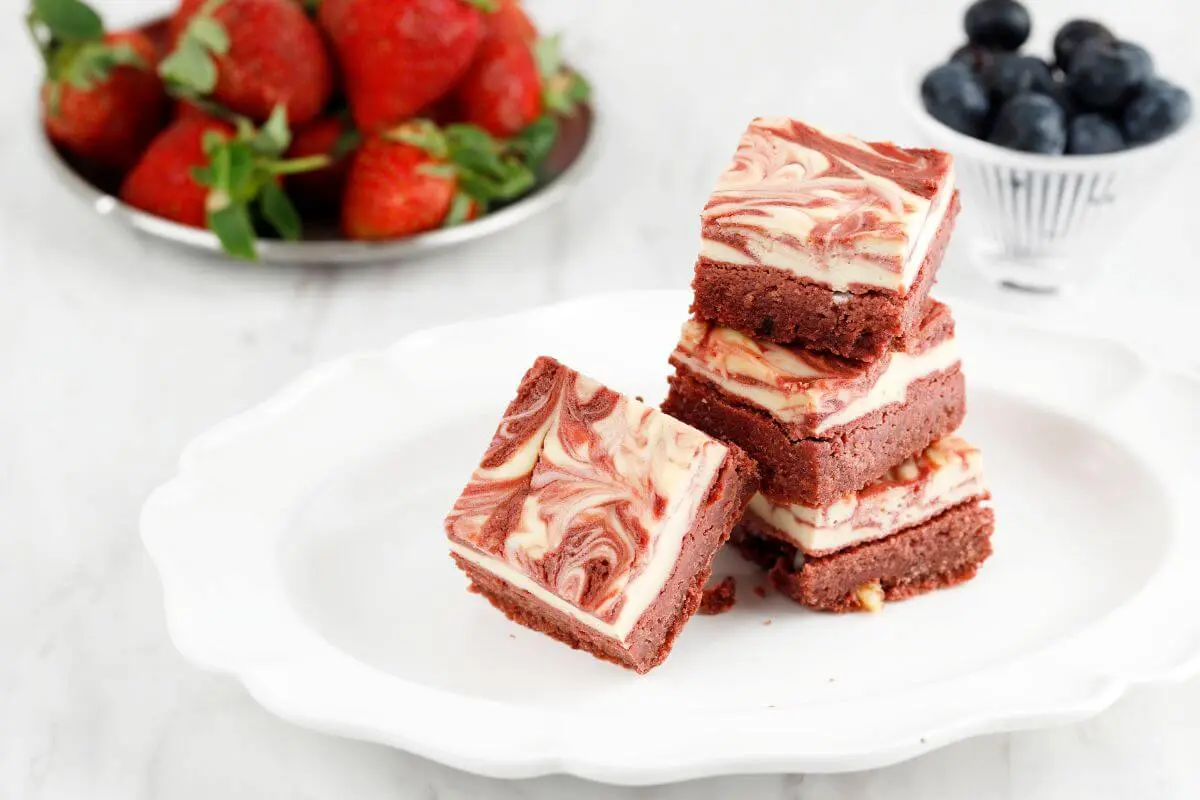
2, 0, 1199, 797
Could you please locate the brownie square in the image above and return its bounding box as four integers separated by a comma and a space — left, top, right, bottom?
694, 117, 959, 361
445, 357, 759, 674
745, 435, 988, 557
733, 500, 995, 612
663, 301, 964, 506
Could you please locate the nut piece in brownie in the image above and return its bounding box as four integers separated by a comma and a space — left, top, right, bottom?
445, 356, 758, 674
694, 117, 959, 361
733, 436, 994, 612
664, 300, 964, 506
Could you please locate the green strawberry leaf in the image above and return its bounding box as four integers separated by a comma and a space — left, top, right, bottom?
460, 0, 497, 11
388, 119, 448, 160
191, 163, 214, 185
567, 71, 591, 103
207, 201, 258, 260
331, 128, 362, 159
443, 192, 475, 228
201, 129, 229, 155
225, 143, 256, 200
533, 35, 562, 82
494, 161, 535, 196
57, 40, 143, 88
259, 182, 302, 241
188, 113, 323, 259
253, 106, 292, 157
159, 39, 217, 94
31, 0, 103, 43
208, 140, 232, 192
509, 115, 559, 169
416, 162, 457, 179
543, 70, 591, 115
188, 17, 229, 54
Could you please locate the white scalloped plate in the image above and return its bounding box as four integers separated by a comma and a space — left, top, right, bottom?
140, 290, 1200, 785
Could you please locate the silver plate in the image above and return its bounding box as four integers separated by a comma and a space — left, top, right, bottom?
40, 65, 598, 264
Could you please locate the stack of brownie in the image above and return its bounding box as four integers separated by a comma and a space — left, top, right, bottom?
663, 117, 995, 612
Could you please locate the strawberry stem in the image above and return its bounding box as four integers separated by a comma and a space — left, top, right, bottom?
267, 155, 332, 176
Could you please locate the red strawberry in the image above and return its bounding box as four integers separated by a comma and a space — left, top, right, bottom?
341, 135, 458, 240
286, 116, 359, 218
341, 120, 534, 240
120, 115, 235, 228
122, 106, 329, 258
485, 0, 537, 44
28, 0, 168, 175
162, 0, 333, 127
455, 35, 542, 137
318, 0, 490, 132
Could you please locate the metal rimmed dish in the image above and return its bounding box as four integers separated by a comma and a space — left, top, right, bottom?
38, 18, 600, 266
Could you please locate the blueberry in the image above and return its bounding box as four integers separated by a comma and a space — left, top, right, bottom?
950, 42, 1001, 75
964, 0, 1031, 51
1122, 79, 1193, 145
1067, 114, 1125, 154
921, 62, 991, 137
1122, 42, 1155, 84
988, 93, 1068, 154
1067, 39, 1154, 110
987, 54, 1056, 101
1053, 19, 1114, 70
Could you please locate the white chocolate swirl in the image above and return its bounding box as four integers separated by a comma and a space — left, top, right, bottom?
446, 358, 729, 642
701, 117, 955, 293
749, 435, 988, 556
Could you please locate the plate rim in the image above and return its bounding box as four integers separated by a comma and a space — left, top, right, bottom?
139, 290, 1200, 785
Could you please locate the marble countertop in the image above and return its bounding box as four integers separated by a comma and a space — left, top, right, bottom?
3, 0, 1198, 797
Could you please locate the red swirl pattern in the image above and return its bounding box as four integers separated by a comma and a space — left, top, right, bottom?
446, 358, 718, 622
703, 118, 953, 269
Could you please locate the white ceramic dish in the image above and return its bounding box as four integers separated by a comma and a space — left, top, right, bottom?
141, 290, 1200, 785
905, 64, 1196, 293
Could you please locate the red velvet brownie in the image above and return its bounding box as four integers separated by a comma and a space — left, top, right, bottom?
733, 436, 994, 612
664, 300, 964, 506
694, 117, 959, 361
445, 357, 758, 674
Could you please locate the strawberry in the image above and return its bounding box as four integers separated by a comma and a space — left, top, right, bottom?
120, 114, 235, 228
161, 0, 333, 128
341, 120, 533, 240
121, 106, 330, 258
286, 116, 360, 218
485, 0, 536, 44
27, 0, 167, 173
341, 136, 458, 240
455, 35, 542, 137
318, 0, 492, 132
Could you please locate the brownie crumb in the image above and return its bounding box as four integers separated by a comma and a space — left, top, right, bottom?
698, 576, 737, 615
762, 619, 772, 626
753, 585, 768, 599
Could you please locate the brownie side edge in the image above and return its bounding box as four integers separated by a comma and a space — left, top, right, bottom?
691, 191, 961, 361
733, 498, 995, 612
662, 365, 967, 505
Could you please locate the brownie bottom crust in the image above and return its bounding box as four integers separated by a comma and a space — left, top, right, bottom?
733, 499, 994, 612
452, 446, 759, 674
663, 365, 966, 506
692, 192, 960, 361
